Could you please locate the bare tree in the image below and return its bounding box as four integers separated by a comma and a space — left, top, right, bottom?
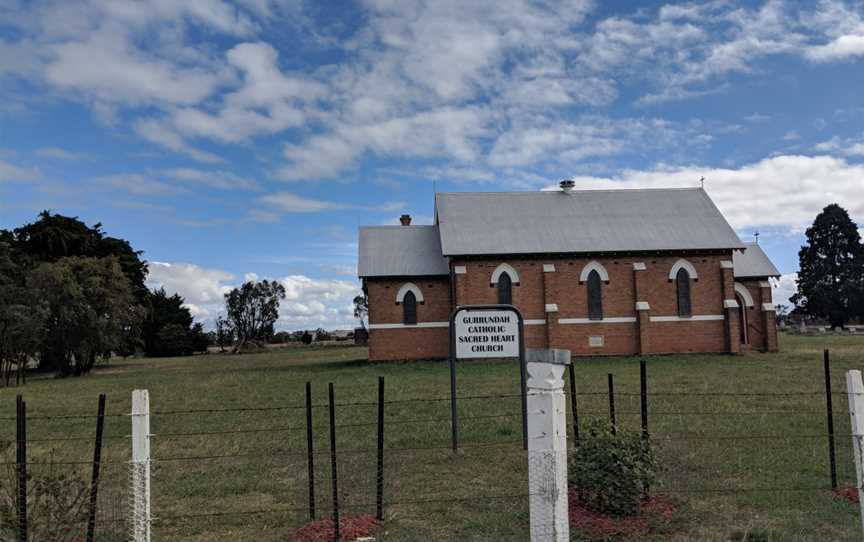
224, 280, 286, 352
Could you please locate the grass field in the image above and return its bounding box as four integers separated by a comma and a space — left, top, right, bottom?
2, 333, 864, 541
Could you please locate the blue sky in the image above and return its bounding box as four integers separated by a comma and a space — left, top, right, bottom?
1, 0, 863, 329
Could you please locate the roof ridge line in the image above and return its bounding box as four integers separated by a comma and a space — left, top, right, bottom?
436, 187, 704, 195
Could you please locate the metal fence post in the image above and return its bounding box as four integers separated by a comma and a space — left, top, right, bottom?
845, 370, 864, 536
607, 373, 616, 434
824, 349, 838, 489
86, 393, 107, 542
526, 349, 570, 542
306, 382, 316, 520
640, 361, 648, 440
131, 389, 151, 542
376, 376, 385, 521
568, 365, 579, 447
16, 395, 27, 542
328, 383, 340, 542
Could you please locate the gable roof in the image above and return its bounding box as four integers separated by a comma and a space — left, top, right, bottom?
733, 242, 781, 278
358, 225, 450, 278
435, 188, 745, 256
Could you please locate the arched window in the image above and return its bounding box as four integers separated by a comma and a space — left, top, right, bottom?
403, 291, 417, 325
497, 272, 512, 305
676, 268, 692, 317
587, 269, 603, 320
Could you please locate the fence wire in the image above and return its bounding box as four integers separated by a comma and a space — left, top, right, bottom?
3, 372, 864, 541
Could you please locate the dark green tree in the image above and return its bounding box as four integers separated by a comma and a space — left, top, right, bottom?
190, 323, 210, 353
791, 204, 864, 328
28, 257, 141, 376
0, 240, 45, 386
11, 211, 148, 300
6, 212, 149, 371
214, 314, 234, 352
142, 288, 200, 357
224, 280, 286, 351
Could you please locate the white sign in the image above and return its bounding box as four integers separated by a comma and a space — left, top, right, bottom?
455, 309, 520, 358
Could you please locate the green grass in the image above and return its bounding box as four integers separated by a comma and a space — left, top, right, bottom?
1, 335, 863, 541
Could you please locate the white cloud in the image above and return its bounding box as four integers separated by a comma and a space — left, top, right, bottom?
44, 30, 228, 106
35, 147, 91, 161
278, 106, 490, 180
488, 116, 710, 168
807, 34, 864, 62
94, 173, 183, 196
146, 261, 236, 313
561, 154, 864, 232
145, 261, 360, 330
162, 168, 261, 190
134, 119, 224, 163
259, 192, 346, 213
278, 274, 359, 330
0, 159, 41, 182
813, 135, 864, 157
773, 273, 798, 310
167, 42, 328, 143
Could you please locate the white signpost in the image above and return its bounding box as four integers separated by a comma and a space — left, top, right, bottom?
454, 310, 520, 358
449, 304, 526, 450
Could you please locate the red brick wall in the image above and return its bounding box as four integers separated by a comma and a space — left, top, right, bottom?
736, 279, 778, 353
364, 252, 756, 360
453, 260, 546, 321
739, 280, 764, 349
366, 277, 450, 361
368, 327, 449, 360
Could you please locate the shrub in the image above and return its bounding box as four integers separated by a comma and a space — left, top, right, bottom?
301, 331, 313, 345
569, 419, 656, 517
0, 456, 89, 542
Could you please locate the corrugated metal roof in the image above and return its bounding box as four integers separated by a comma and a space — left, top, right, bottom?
435, 188, 745, 256
733, 242, 781, 278
358, 225, 450, 277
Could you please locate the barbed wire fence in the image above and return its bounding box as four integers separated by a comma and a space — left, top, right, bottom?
3, 349, 864, 540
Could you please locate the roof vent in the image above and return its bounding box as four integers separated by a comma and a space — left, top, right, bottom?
560, 179, 575, 193
399, 214, 412, 226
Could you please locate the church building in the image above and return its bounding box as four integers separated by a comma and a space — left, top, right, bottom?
358, 182, 780, 361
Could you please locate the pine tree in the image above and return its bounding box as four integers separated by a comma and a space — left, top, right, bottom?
791, 204, 864, 328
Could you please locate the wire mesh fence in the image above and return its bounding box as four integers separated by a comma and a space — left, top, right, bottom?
3, 353, 864, 541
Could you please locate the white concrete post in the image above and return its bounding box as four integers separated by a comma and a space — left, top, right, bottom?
526, 348, 570, 542
131, 389, 151, 542
846, 371, 864, 536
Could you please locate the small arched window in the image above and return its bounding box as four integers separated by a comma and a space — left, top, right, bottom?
403, 291, 417, 325
676, 268, 692, 317
497, 272, 512, 305
587, 269, 603, 320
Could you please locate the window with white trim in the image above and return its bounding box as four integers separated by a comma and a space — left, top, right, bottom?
497, 272, 513, 305
403, 290, 417, 325
676, 267, 692, 317
587, 269, 603, 320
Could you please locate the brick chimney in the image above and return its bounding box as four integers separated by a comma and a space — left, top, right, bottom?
400, 214, 412, 226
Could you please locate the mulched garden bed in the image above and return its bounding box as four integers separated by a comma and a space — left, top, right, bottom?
834, 484, 860, 504
568, 488, 677, 539
290, 514, 381, 542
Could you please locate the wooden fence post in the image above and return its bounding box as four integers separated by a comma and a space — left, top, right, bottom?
845, 370, 864, 536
